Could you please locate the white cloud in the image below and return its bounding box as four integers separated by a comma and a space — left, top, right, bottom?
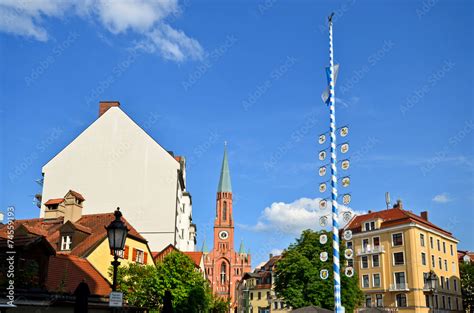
432, 193, 451, 203
239, 197, 362, 235
270, 248, 283, 256
0, 0, 202, 62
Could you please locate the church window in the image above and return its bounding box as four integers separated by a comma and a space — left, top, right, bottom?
221, 262, 227, 284
223, 202, 227, 221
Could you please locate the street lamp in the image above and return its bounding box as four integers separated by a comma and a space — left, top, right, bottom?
426, 271, 438, 291
106, 207, 129, 291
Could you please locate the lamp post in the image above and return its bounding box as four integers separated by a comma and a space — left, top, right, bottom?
105, 207, 129, 292
425, 271, 438, 311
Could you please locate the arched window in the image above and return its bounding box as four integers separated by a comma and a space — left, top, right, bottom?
396, 294, 407, 307
223, 201, 227, 221
221, 262, 227, 284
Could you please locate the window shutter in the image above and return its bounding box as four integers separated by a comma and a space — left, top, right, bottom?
144, 252, 148, 264
124, 245, 129, 259
132, 248, 137, 262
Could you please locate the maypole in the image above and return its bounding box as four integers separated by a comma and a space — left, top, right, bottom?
328, 12, 342, 313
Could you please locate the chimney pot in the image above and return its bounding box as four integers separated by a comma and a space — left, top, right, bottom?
368, 210, 372, 214
99, 101, 120, 117
421, 211, 428, 221
269, 253, 273, 259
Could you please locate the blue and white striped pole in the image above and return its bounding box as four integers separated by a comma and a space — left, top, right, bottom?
328, 13, 343, 313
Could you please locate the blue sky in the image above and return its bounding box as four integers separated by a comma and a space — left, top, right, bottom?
0, 0, 472, 266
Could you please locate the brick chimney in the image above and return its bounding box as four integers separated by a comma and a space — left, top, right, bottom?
420, 211, 428, 221
99, 101, 120, 117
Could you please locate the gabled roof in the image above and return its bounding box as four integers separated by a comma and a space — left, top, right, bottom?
46, 254, 111, 296
44, 198, 64, 205
183, 252, 204, 268
68, 190, 85, 201
0, 213, 146, 257
153, 244, 202, 269
345, 207, 453, 238
217, 144, 232, 192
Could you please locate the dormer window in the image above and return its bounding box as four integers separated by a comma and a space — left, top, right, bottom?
48, 204, 59, 210
61, 235, 72, 250
364, 221, 376, 231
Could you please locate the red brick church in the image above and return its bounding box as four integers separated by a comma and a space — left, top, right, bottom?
203, 145, 251, 308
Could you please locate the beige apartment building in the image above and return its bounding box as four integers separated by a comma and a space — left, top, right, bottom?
344, 202, 462, 312
236, 255, 290, 313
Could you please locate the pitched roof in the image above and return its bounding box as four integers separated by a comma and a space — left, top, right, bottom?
46, 254, 111, 296
44, 198, 64, 205
345, 207, 454, 237
0, 213, 146, 257
217, 144, 232, 192
153, 245, 202, 268
68, 190, 85, 201
183, 251, 203, 268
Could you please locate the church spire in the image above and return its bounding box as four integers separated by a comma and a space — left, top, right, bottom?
217, 142, 232, 193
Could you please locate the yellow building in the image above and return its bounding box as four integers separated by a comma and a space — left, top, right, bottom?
344, 201, 462, 312
236, 255, 290, 313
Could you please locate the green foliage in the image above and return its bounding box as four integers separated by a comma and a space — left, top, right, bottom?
116, 251, 217, 312
209, 296, 230, 313
275, 229, 364, 312
460, 261, 474, 312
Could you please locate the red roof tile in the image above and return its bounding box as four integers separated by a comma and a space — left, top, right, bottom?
44, 198, 64, 205
46, 254, 111, 296
345, 207, 453, 237
68, 190, 85, 201
183, 251, 203, 268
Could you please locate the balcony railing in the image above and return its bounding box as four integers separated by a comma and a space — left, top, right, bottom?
389, 283, 409, 291
357, 245, 385, 256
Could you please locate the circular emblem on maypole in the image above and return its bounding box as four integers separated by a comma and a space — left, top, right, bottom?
320, 269, 329, 280
341, 159, 350, 170
319, 234, 328, 244
319, 166, 327, 177
319, 199, 328, 210
342, 194, 351, 205
344, 249, 353, 259
343, 230, 352, 241
319, 150, 327, 161
345, 267, 354, 278
319, 183, 327, 193
319, 134, 326, 144
319, 216, 328, 227
340, 143, 349, 154
342, 211, 353, 223
320, 252, 328, 262
341, 177, 350, 188
340, 126, 349, 137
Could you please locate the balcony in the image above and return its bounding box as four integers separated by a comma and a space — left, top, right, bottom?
389, 283, 409, 291
357, 245, 385, 256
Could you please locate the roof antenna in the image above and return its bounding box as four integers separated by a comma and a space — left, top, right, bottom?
385, 192, 391, 209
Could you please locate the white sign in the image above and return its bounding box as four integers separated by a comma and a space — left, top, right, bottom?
109, 291, 123, 307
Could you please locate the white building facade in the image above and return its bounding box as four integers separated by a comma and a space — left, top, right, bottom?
40, 101, 196, 252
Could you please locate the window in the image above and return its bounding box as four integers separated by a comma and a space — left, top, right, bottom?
443, 242, 446, 253
431, 255, 435, 268
440, 276, 444, 289
220, 262, 227, 284
258, 292, 261, 300
450, 244, 454, 256
274, 302, 278, 310
373, 237, 380, 247
61, 235, 72, 250
430, 237, 434, 249
372, 254, 380, 267
392, 233, 403, 246
420, 234, 425, 247
365, 221, 375, 231
421, 252, 427, 266
347, 259, 354, 267
442, 296, 446, 309
454, 278, 458, 291
452, 261, 456, 273
437, 239, 440, 251
266, 291, 270, 299
426, 294, 430, 308
135, 249, 145, 264
346, 241, 353, 249
223, 201, 227, 221
446, 277, 450, 290
435, 295, 439, 308
373, 274, 381, 288
362, 238, 369, 249
456, 298, 459, 310
362, 275, 370, 288
444, 259, 448, 271
394, 252, 405, 265
396, 294, 407, 307
439, 257, 442, 269
250, 292, 253, 300
376, 294, 383, 307
395, 272, 406, 285
365, 295, 372, 307
361, 256, 369, 269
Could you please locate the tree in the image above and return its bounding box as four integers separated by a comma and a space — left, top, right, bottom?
274, 229, 363, 312
116, 251, 211, 312
460, 261, 474, 312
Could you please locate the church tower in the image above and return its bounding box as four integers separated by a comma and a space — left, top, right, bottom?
204, 144, 251, 309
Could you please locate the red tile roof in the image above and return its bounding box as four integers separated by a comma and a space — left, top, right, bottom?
46, 254, 111, 296
345, 207, 453, 237
44, 198, 64, 205
183, 251, 203, 268
68, 190, 85, 201
153, 245, 202, 268
0, 213, 146, 257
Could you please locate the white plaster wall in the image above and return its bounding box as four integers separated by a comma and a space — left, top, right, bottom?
41, 107, 180, 251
